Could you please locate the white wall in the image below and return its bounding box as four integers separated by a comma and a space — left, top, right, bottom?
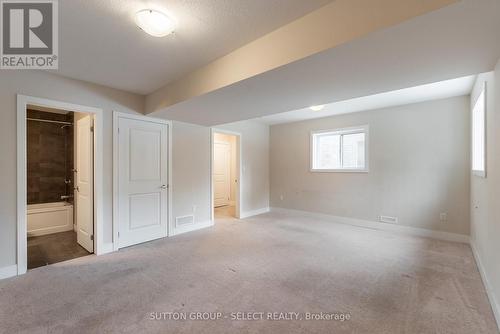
470, 65, 500, 326
0, 71, 144, 269
270, 96, 471, 235
217, 120, 270, 215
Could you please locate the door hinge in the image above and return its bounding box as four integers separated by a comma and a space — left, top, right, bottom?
90, 235, 94, 241
118, 232, 120, 238
90, 126, 94, 132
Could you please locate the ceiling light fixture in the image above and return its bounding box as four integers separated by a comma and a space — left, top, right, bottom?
135, 9, 176, 37
309, 105, 325, 111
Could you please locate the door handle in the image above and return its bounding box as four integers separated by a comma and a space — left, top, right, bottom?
160, 185, 168, 189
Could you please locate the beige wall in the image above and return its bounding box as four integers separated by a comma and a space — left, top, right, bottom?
217, 120, 270, 214
170, 120, 269, 229
470, 64, 500, 324
0, 71, 271, 270
172, 121, 212, 226
170, 120, 269, 226
270, 96, 471, 235
0, 71, 144, 268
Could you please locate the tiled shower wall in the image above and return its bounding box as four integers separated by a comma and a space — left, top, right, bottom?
27, 110, 74, 204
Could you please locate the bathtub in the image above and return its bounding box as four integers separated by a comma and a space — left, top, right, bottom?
27, 202, 74, 237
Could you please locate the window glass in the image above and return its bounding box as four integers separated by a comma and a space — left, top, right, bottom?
472, 89, 485, 175
311, 127, 368, 172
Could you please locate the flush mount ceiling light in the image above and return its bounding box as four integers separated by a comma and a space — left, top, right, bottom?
309, 105, 325, 111
135, 9, 176, 37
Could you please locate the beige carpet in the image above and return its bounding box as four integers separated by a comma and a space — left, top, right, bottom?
0, 211, 498, 334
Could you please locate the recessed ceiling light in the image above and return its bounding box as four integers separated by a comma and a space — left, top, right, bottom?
309, 105, 325, 111
135, 9, 176, 37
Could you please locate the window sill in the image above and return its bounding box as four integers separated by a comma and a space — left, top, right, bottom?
310, 168, 369, 173
473, 170, 486, 178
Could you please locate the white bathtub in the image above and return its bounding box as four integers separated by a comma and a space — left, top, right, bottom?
27, 202, 74, 237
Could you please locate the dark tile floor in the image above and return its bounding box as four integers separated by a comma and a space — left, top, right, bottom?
28, 231, 91, 269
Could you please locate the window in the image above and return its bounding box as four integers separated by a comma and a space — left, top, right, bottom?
472, 85, 486, 177
311, 126, 368, 172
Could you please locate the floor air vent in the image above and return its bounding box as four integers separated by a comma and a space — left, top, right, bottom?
379, 215, 398, 224
176, 215, 195, 227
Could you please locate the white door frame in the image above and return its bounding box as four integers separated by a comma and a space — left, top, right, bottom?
16, 94, 104, 275
112, 111, 172, 251
211, 128, 242, 220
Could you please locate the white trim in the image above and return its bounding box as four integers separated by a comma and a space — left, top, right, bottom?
270, 207, 470, 243
112, 112, 119, 251
240, 207, 270, 219
472, 82, 487, 178
470, 241, 500, 330
171, 220, 214, 236
311, 168, 370, 173
310, 125, 369, 173
473, 170, 487, 178
167, 121, 173, 238
17, 95, 104, 275
17, 97, 27, 275
0, 265, 18, 280
99, 243, 115, 255
112, 111, 172, 250
211, 128, 242, 220
93, 111, 105, 256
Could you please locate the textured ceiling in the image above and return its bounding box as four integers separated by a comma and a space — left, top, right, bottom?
54, 0, 333, 94
149, 0, 500, 126
258, 76, 476, 125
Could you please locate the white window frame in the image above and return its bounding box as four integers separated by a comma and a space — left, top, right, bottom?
310, 125, 369, 173
472, 83, 487, 178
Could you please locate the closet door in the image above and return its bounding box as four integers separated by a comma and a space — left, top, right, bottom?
117, 117, 169, 248
213, 141, 230, 207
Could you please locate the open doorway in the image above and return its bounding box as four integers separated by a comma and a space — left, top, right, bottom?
212, 130, 241, 220
17, 95, 104, 275
26, 106, 95, 269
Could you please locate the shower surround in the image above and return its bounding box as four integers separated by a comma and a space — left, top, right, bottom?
27, 110, 74, 204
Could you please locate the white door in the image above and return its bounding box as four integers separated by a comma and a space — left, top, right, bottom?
213, 141, 231, 207
118, 117, 168, 248
75, 115, 94, 253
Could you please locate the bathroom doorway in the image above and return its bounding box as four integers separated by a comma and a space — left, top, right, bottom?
26, 107, 94, 269
17, 95, 104, 275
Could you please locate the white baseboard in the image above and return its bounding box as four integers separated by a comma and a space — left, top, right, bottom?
0, 264, 18, 280
470, 240, 500, 330
97, 242, 115, 255
270, 207, 470, 243
240, 207, 270, 219
172, 220, 214, 236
